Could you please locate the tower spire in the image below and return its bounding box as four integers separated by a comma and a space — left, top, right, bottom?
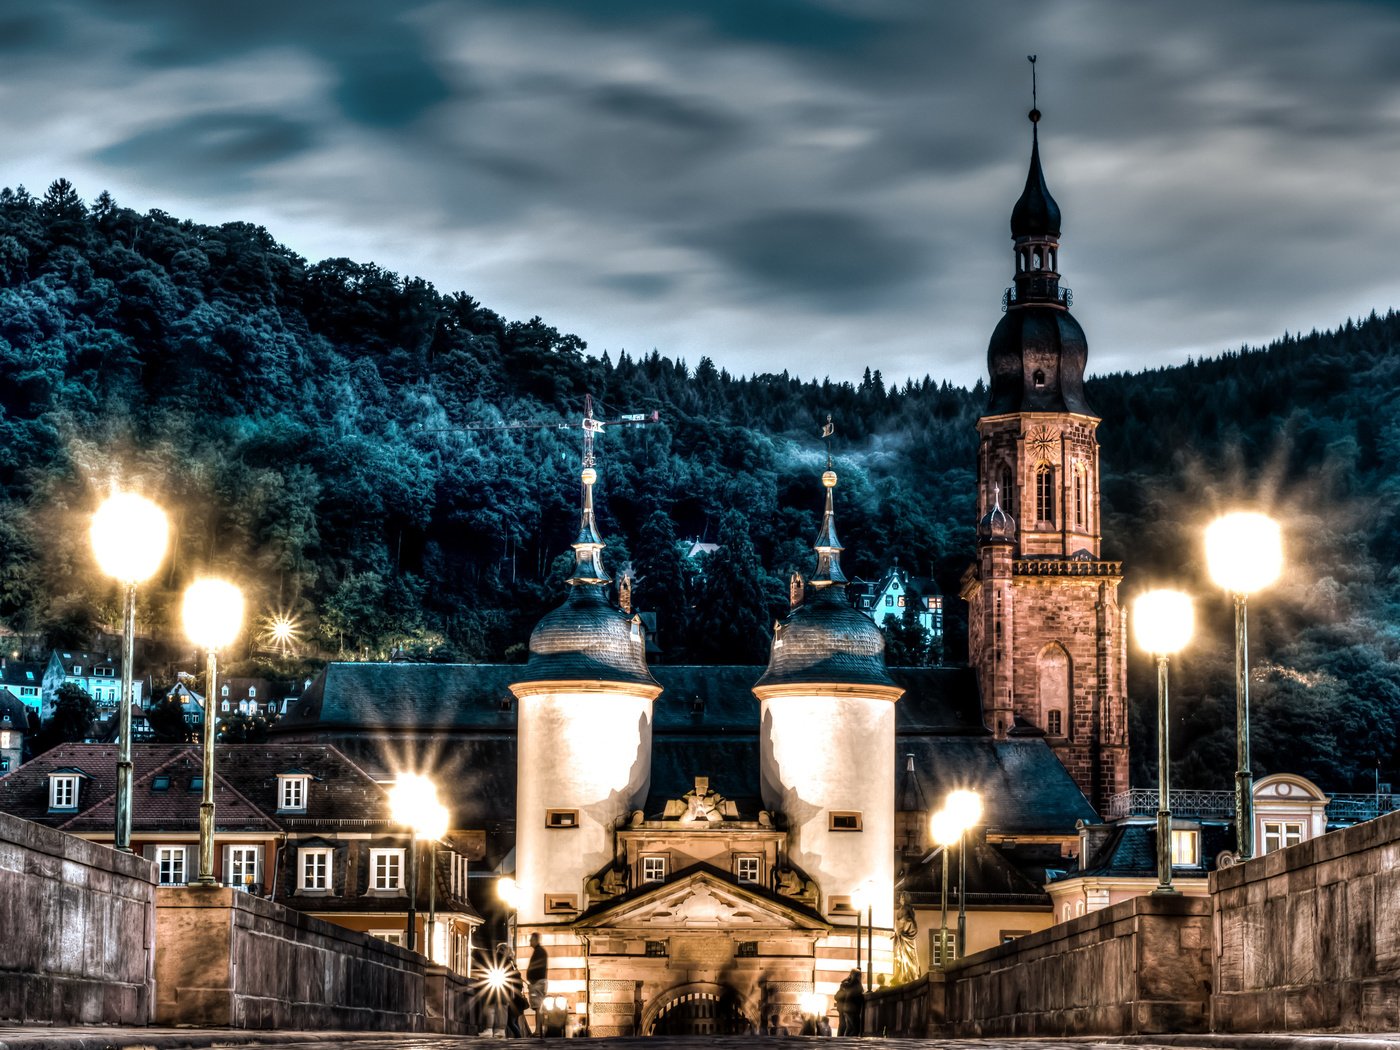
809, 418, 846, 589
568, 467, 610, 585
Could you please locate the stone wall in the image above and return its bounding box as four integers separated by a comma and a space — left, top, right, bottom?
0, 809, 155, 1025
155, 886, 429, 1030
867, 893, 1210, 1038
1211, 808, 1400, 1032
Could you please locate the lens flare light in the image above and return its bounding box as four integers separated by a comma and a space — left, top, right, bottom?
1205, 512, 1283, 596
182, 578, 245, 651
91, 492, 169, 584
1132, 589, 1195, 657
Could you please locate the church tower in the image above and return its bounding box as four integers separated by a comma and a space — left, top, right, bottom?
510, 466, 662, 925
754, 464, 904, 936
961, 98, 1129, 811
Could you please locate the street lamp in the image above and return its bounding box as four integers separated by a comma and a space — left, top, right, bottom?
946, 789, 983, 958
1205, 512, 1282, 861
389, 772, 444, 954
1133, 588, 1195, 895
929, 809, 961, 968
90, 492, 168, 852
851, 880, 875, 991
421, 800, 449, 963
182, 578, 245, 886
497, 875, 521, 961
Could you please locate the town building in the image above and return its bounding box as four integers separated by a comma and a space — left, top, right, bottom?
41, 649, 145, 719
0, 688, 28, 773
850, 565, 945, 643
0, 742, 484, 972
0, 658, 44, 717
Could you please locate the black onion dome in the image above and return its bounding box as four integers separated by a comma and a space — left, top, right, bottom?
1010, 128, 1061, 239
511, 466, 659, 692
515, 583, 658, 689
986, 307, 1093, 416
755, 466, 897, 693
978, 498, 1017, 545
756, 586, 898, 691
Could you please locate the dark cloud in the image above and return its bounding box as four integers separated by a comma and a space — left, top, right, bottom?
5, 0, 1400, 384
96, 113, 315, 185
692, 209, 924, 307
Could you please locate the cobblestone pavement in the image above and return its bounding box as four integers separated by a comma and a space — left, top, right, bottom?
3, 1032, 1399, 1050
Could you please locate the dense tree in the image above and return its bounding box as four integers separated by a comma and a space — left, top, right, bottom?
0, 181, 1395, 791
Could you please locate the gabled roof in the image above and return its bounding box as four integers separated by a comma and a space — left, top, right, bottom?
0, 662, 43, 688
0, 688, 30, 726
896, 737, 1097, 834
899, 835, 1049, 909
0, 743, 394, 832
574, 862, 830, 932
1063, 819, 1235, 880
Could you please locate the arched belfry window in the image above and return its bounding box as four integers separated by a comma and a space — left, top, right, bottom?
998, 464, 1015, 517
1074, 466, 1086, 529
1035, 465, 1055, 525
1038, 644, 1070, 738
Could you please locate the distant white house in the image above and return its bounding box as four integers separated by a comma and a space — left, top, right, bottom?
0, 659, 44, 717
42, 650, 144, 720
850, 565, 944, 641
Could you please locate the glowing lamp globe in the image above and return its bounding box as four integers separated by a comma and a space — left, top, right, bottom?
91, 492, 169, 583
416, 800, 450, 842
182, 579, 244, 651
1132, 589, 1195, 656
1205, 512, 1283, 596
389, 772, 440, 829
801, 992, 827, 1017
946, 789, 983, 831
497, 875, 520, 909
930, 808, 961, 847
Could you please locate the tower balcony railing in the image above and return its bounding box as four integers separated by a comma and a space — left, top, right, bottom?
1014, 558, 1122, 577
1002, 284, 1072, 311
1106, 788, 1398, 823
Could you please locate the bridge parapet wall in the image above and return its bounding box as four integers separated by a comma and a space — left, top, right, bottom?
0, 809, 155, 1025
154, 886, 430, 1030
1211, 807, 1400, 1032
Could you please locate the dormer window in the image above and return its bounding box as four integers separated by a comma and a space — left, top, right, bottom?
279, 774, 310, 812
72, 665, 82, 675
247, 687, 256, 699
221, 685, 229, 697
49, 773, 80, 810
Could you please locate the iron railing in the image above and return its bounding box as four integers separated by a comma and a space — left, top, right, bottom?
1106, 788, 1398, 824
1002, 285, 1072, 311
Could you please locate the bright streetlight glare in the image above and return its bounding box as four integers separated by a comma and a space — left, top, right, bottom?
801, 992, 827, 1016
946, 789, 983, 829
930, 808, 962, 846
485, 965, 508, 991
1132, 589, 1195, 656
389, 772, 442, 832
497, 875, 520, 909
91, 492, 169, 583
1205, 512, 1283, 596
182, 578, 245, 651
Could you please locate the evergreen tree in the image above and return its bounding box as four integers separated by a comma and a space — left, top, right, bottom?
688, 510, 774, 665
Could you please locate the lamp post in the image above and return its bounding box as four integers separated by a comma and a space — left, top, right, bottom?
497, 875, 520, 960
90, 492, 168, 853
1132, 589, 1195, 894
182, 579, 245, 886
851, 880, 875, 990
1206, 512, 1282, 862
929, 809, 960, 968
946, 789, 983, 959
390, 773, 444, 954
422, 800, 449, 963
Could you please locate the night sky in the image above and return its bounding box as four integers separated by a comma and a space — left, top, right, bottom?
4, 1, 1398, 385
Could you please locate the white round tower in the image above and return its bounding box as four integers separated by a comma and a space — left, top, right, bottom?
510, 467, 661, 926
754, 466, 903, 962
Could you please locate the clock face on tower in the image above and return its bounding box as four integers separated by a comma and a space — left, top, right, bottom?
1025, 425, 1059, 465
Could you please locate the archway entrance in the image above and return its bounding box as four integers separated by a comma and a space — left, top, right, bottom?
649, 988, 749, 1036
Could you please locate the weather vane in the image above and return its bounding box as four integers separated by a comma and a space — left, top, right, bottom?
1028, 55, 1040, 123
821, 413, 834, 470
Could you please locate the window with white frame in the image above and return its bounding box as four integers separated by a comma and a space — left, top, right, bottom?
642, 855, 666, 882
1262, 820, 1304, 854
227, 845, 261, 888
370, 930, 406, 946
1170, 829, 1200, 865
279, 775, 308, 812
370, 848, 404, 890
156, 846, 187, 885
49, 774, 78, 810
736, 856, 760, 883
299, 848, 332, 891
248, 687, 256, 698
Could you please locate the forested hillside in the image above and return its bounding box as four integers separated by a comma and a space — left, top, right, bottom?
0, 179, 1396, 791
